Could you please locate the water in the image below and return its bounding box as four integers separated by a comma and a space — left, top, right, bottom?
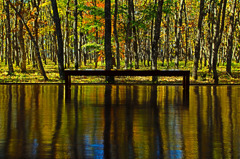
0, 84, 240, 159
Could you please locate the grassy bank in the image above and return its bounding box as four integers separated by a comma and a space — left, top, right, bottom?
0, 60, 240, 84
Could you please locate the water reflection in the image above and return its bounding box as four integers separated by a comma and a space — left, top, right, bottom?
0, 85, 240, 158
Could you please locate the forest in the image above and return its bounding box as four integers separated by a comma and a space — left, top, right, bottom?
0, 0, 239, 84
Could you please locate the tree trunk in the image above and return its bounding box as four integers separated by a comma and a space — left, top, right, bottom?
129, 0, 139, 69
35, 0, 40, 68
193, 0, 205, 80
73, 0, 78, 70
5, 29, 7, 66
64, 0, 70, 68
5, 0, 14, 74
19, 19, 26, 72
183, 0, 189, 66
15, 16, 20, 67
51, 0, 65, 80
151, 0, 164, 82
174, 0, 183, 68
1, 21, 4, 62
93, 0, 98, 69
207, 0, 213, 73
53, 32, 57, 64
105, 0, 114, 83
165, 2, 170, 68
114, 0, 120, 69
79, 30, 83, 68
124, 0, 132, 69
41, 36, 47, 65
212, 0, 227, 84
226, 0, 236, 75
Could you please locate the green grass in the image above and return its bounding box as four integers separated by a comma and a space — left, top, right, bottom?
0, 59, 240, 84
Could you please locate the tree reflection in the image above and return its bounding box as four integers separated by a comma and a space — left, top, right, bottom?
51, 85, 64, 158
112, 85, 120, 159
5, 85, 12, 158
150, 85, 164, 158
73, 85, 79, 158
0, 85, 240, 158
104, 85, 111, 159
125, 85, 135, 158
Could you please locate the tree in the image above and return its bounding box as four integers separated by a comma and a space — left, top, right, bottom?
129, 0, 139, 69
113, 0, 120, 69
124, 0, 132, 69
73, 0, 78, 70
31, 0, 40, 68
182, 0, 189, 66
5, 0, 14, 74
164, 0, 171, 68
64, 0, 70, 68
193, 0, 205, 80
8, 0, 48, 81
93, 0, 99, 69
212, 0, 227, 84
18, 0, 26, 72
50, 0, 64, 80
174, 0, 183, 68
207, 0, 214, 73
226, 0, 237, 75
151, 0, 164, 82
105, 0, 114, 83
9, 1, 48, 80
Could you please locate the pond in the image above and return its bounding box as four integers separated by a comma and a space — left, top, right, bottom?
0, 84, 240, 158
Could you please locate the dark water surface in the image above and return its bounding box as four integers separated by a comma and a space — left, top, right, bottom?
0, 84, 240, 159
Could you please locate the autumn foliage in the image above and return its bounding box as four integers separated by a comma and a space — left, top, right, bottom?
0, 0, 239, 83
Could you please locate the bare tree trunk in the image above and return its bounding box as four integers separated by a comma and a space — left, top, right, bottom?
12, 17, 16, 65
14, 16, 20, 67
226, 0, 237, 75
79, 29, 83, 68
193, 0, 205, 80
124, 0, 132, 69
212, 0, 227, 84
93, 0, 98, 69
83, 35, 87, 66
5, 28, 7, 66
1, 20, 4, 62
129, 0, 139, 69
113, 0, 120, 69
51, 0, 65, 79
151, 0, 164, 82
64, 0, 70, 68
183, 0, 189, 66
165, 1, 170, 68
19, 18, 26, 72
73, 0, 78, 70
41, 36, 47, 65
53, 32, 57, 65
105, 0, 114, 82
174, 0, 183, 68
5, 0, 14, 74
207, 0, 213, 73
31, 0, 40, 68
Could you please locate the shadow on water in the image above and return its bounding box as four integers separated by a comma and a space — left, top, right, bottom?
0, 84, 240, 158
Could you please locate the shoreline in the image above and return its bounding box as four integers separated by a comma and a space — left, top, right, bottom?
0, 82, 240, 86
